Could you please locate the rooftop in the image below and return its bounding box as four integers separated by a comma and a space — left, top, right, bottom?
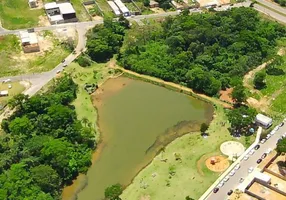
59, 2, 76, 14
44, 2, 58, 10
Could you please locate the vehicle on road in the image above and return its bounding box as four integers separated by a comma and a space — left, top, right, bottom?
243, 155, 249, 160
217, 181, 224, 188
2, 79, 11, 83
248, 167, 254, 173
61, 59, 65, 63
229, 170, 235, 176
254, 144, 260, 150
260, 138, 266, 144
266, 148, 272, 154
227, 190, 233, 195
274, 125, 279, 131
223, 176, 230, 182
257, 159, 262, 164
270, 130, 276, 135
234, 164, 240, 170
239, 178, 244, 183
277, 138, 282, 144
279, 122, 284, 127
63, 64, 67, 67
213, 188, 219, 193
261, 153, 267, 159
56, 70, 61, 74
249, 149, 255, 155
266, 134, 271, 139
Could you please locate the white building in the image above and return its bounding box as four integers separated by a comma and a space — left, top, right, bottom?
254, 172, 271, 184
19, 31, 40, 53
255, 114, 273, 128
44, 2, 77, 24
28, 0, 37, 8
0, 90, 8, 97
114, 0, 130, 16
107, 1, 121, 16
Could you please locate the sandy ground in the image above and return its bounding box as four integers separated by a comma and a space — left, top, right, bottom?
205, 155, 229, 172
52, 27, 77, 42
219, 88, 234, 104
249, 182, 286, 200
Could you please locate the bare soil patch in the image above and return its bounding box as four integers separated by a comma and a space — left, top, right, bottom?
205, 155, 229, 172
38, 15, 50, 27
219, 88, 234, 104
150, 8, 165, 14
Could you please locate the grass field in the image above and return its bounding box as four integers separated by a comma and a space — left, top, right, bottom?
121, 105, 254, 200
95, 0, 115, 18
0, 82, 25, 106
0, 34, 69, 77
0, 0, 43, 30
65, 62, 115, 138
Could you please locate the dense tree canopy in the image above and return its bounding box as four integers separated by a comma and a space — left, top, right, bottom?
277, 138, 286, 153
87, 17, 128, 62
0, 76, 95, 199
253, 71, 266, 89
119, 8, 285, 96
274, 0, 286, 6
104, 184, 123, 200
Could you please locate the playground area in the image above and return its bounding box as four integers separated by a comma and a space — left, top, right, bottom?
205, 155, 230, 172
220, 141, 245, 160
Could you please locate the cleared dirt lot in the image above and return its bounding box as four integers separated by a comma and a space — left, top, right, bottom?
248, 182, 286, 200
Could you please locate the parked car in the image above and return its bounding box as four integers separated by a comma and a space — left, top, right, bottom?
217, 181, 224, 188
260, 139, 266, 144
243, 155, 249, 160
234, 164, 240, 170
274, 125, 279, 131
257, 159, 262, 164
61, 59, 65, 63
277, 138, 282, 144
229, 170, 236, 176
266, 134, 271, 140
227, 190, 233, 195
261, 153, 267, 159
8, 84, 12, 89
248, 167, 254, 173
239, 178, 244, 183
63, 64, 67, 67
249, 149, 255, 155
56, 70, 61, 74
266, 148, 272, 154
270, 130, 276, 135
223, 176, 230, 182
213, 187, 219, 193
254, 144, 260, 150
279, 122, 284, 127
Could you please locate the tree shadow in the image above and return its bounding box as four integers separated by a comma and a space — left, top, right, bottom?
277, 160, 286, 176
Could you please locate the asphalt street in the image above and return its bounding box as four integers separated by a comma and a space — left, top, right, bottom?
206, 123, 286, 200
256, 0, 286, 14
254, 4, 286, 24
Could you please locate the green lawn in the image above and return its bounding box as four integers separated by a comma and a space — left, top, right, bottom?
0, 82, 25, 107
121, 105, 254, 200
0, 0, 43, 30
0, 34, 69, 77
94, 0, 115, 18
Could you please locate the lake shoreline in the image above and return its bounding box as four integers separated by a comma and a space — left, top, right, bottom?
63, 74, 215, 200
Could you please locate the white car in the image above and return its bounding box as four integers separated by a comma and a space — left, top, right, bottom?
234, 164, 240, 170
243, 155, 249, 160
229, 170, 236, 176
266, 148, 272, 154
266, 134, 271, 139
270, 130, 276, 135
217, 181, 224, 188
223, 176, 230, 182
274, 126, 279, 131
248, 167, 254, 173
8, 84, 12, 89
249, 149, 255, 155
260, 139, 266, 144
56, 70, 61, 74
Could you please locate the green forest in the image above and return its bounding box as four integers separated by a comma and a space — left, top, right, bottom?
0, 76, 95, 199
274, 0, 286, 6
118, 8, 286, 96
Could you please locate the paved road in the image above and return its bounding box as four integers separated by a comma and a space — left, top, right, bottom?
205, 123, 286, 200
256, 0, 286, 15
254, 4, 286, 24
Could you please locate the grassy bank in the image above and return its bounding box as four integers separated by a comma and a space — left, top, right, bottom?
0, 82, 25, 107
0, 0, 43, 29
121, 105, 254, 200
0, 34, 69, 77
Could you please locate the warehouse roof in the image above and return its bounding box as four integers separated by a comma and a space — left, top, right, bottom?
44, 2, 58, 10
59, 2, 76, 14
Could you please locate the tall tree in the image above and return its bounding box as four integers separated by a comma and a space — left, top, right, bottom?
104, 183, 123, 200
253, 71, 266, 89
232, 84, 246, 104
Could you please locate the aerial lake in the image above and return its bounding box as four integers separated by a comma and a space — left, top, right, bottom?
66, 76, 213, 200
